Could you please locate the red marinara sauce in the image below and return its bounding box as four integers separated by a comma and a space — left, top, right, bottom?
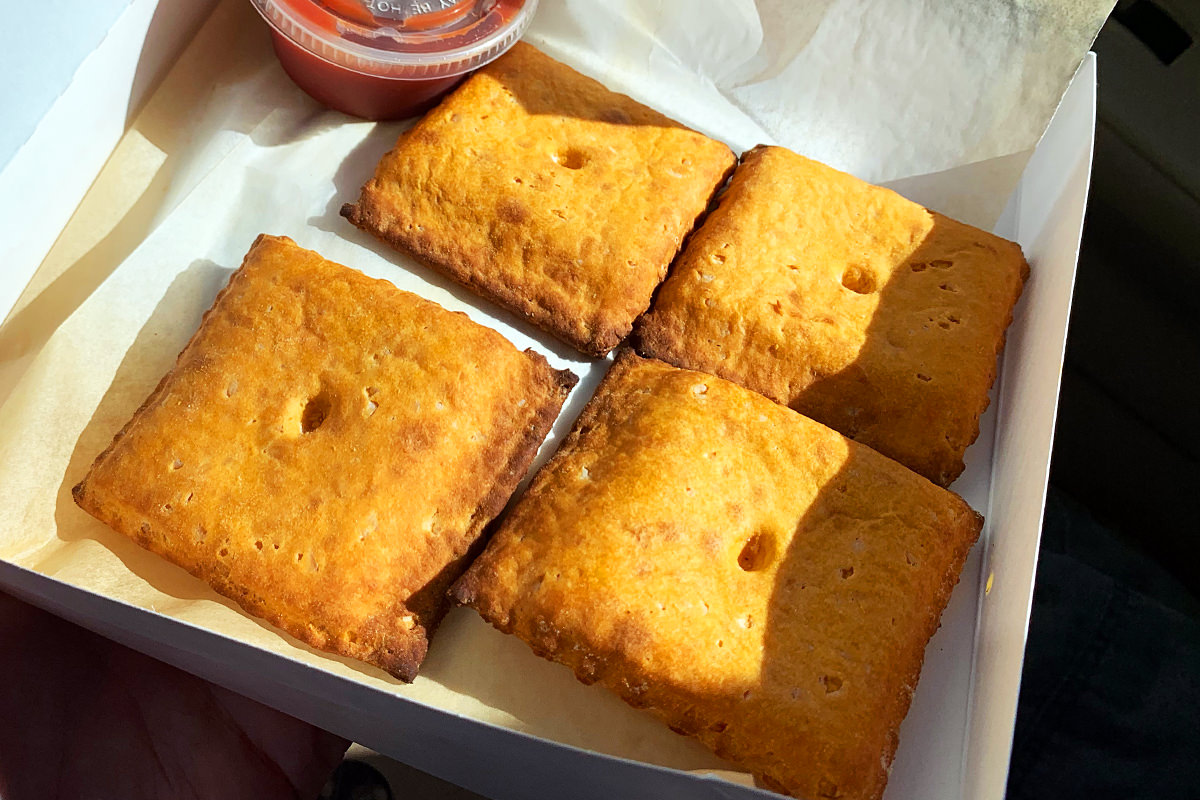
249, 0, 536, 120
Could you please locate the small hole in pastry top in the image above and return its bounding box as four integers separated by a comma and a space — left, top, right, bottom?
820, 675, 843, 694
300, 391, 331, 433
916, 373, 932, 382
737, 532, 775, 571
553, 148, 587, 169
710, 253, 726, 265
840, 265, 878, 294
170, 459, 183, 471
840, 566, 854, 579
912, 258, 953, 272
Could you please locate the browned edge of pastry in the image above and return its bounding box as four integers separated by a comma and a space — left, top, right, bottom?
426, 352, 579, 639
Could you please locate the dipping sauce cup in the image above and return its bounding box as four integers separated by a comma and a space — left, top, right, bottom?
250, 0, 537, 120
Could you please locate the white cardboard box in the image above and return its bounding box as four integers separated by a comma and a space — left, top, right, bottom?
0, 0, 219, 324
0, 2, 1095, 797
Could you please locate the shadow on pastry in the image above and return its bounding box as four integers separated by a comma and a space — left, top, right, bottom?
634, 147, 1029, 486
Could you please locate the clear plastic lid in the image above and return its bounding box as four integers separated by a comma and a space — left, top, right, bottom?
251, 0, 539, 79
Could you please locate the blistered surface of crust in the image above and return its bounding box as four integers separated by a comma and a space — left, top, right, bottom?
342, 41, 736, 356
636, 145, 1029, 485
452, 351, 982, 800
72, 234, 575, 681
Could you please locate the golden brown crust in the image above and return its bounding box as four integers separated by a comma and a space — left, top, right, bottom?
341, 41, 736, 357
72, 234, 575, 681
635, 145, 1029, 485
452, 350, 982, 800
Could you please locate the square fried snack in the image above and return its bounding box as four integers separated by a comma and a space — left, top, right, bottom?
72, 234, 575, 681
452, 351, 983, 800
635, 145, 1029, 485
341, 42, 735, 357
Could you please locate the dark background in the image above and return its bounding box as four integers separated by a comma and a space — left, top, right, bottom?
1048, 0, 1199, 598
1002, 2, 1200, 796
